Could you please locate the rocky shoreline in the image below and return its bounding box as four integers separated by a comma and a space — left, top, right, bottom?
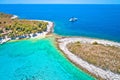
58, 37, 120, 80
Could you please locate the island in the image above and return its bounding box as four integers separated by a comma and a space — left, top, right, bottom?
0, 12, 53, 44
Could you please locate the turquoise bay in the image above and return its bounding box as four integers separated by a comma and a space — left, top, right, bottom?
0, 37, 94, 80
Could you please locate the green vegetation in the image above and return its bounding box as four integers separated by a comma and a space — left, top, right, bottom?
0, 12, 48, 39
92, 41, 98, 45
67, 42, 120, 74
0, 12, 12, 18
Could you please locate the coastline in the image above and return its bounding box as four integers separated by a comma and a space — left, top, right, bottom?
1, 14, 120, 80
57, 37, 120, 80
0, 19, 54, 44
10, 15, 18, 19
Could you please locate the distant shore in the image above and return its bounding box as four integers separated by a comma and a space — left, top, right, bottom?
57, 37, 120, 80
0, 16, 54, 44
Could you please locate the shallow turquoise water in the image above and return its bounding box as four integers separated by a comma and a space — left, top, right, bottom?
0, 38, 95, 80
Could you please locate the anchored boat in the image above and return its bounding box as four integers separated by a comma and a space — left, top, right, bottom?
69, 17, 78, 22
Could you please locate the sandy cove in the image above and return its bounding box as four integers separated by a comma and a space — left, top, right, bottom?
58, 37, 120, 80
0, 20, 54, 44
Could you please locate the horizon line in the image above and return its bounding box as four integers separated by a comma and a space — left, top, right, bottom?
0, 3, 120, 5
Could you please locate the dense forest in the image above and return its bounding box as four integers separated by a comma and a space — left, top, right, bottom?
0, 12, 48, 39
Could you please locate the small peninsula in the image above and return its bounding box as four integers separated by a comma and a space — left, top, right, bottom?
58, 37, 120, 80
0, 12, 53, 44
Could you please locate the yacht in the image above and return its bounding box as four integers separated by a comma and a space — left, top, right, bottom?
69, 17, 78, 22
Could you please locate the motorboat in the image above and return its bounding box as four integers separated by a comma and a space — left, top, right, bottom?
69, 17, 78, 22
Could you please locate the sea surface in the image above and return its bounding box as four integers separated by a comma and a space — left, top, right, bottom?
0, 4, 120, 42
0, 4, 120, 80
0, 37, 94, 80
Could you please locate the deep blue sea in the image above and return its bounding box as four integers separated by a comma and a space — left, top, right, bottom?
0, 4, 120, 80
0, 4, 120, 42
